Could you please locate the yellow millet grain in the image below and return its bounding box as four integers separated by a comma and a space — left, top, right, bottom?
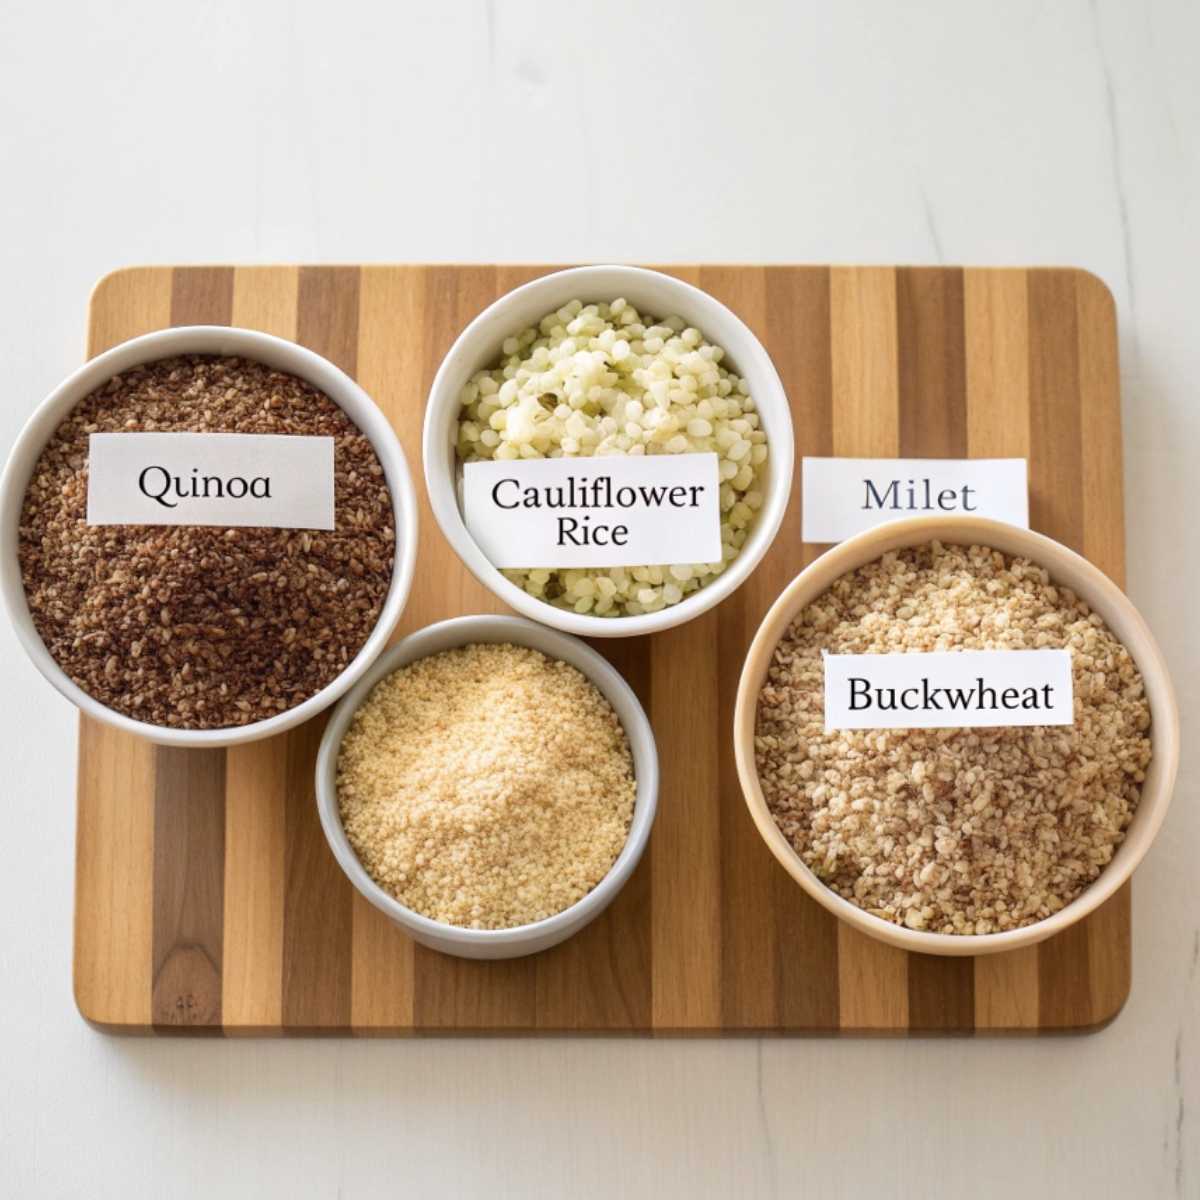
337, 642, 636, 930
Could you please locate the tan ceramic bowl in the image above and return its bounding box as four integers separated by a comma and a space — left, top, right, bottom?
733, 516, 1179, 957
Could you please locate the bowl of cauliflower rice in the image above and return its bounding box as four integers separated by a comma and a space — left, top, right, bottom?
422, 265, 794, 637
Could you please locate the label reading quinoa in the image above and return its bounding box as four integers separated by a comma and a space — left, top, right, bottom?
823, 649, 1074, 731
462, 453, 722, 568
801, 457, 1029, 543
86, 432, 336, 529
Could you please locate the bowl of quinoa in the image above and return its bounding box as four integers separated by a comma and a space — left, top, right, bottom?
733, 516, 1179, 956
422, 265, 793, 637
1, 325, 419, 747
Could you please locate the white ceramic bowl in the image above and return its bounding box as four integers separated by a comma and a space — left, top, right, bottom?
422, 265, 794, 637
315, 614, 659, 959
733, 516, 1180, 957
0, 325, 419, 748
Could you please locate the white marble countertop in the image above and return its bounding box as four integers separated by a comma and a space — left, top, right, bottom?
1, 1, 1196, 1195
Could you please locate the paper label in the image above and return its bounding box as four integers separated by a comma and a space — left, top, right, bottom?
823, 649, 1074, 731
461, 453, 723, 568
802, 457, 1028, 543
86, 432, 336, 529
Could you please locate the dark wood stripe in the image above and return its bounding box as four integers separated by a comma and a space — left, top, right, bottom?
281, 713, 353, 1030
170, 267, 234, 327
720, 579, 779, 1028
908, 954, 974, 1033
150, 266, 235, 1034
765, 267, 841, 1029
1027, 270, 1085, 552
693, 267, 773, 1029
279, 266, 363, 1031
894, 266, 976, 1031
897, 267, 968, 458
297, 267, 361, 375
151, 748, 226, 1031
1038, 921, 1094, 1030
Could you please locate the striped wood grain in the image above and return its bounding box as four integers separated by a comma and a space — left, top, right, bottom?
74, 264, 1131, 1035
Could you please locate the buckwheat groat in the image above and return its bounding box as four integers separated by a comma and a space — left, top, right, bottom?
754, 542, 1152, 935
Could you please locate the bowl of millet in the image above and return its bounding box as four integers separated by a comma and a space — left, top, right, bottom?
0, 325, 419, 747
422, 265, 794, 637
733, 516, 1179, 956
314, 613, 658, 959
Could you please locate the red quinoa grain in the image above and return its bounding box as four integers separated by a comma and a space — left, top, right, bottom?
18, 354, 396, 729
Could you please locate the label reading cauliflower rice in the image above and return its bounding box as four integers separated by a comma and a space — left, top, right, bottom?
823, 648, 1074, 731
463, 453, 722, 569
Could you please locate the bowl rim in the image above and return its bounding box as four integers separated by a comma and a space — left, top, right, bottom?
314, 613, 660, 950
0, 324, 419, 748
732, 515, 1180, 957
421, 264, 794, 638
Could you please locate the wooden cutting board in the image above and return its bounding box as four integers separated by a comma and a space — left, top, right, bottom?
74, 263, 1130, 1035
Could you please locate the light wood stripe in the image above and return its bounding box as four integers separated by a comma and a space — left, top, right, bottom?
230, 266, 299, 338
837, 927, 910, 1031
74, 268, 173, 1030
974, 946, 1041, 1030
831, 267, 900, 458
88, 267, 173, 354
964, 267, 1042, 1030
347, 266, 422, 1032
964, 268, 1031, 459
74, 721, 156, 1030
222, 740, 287, 1033
831, 266, 910, 1031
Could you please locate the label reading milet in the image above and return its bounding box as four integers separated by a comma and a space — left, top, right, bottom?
86, 432, 336, 529
801, 457, 1029, 543
823, 649, 1074, 731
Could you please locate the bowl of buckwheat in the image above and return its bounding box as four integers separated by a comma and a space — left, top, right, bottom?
733, 516, 1178, 956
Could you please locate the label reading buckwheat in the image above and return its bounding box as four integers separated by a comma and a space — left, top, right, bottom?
823, 649, 1074, 731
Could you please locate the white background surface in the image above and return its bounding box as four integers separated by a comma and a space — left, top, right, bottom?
1, 1, 1196, 1196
